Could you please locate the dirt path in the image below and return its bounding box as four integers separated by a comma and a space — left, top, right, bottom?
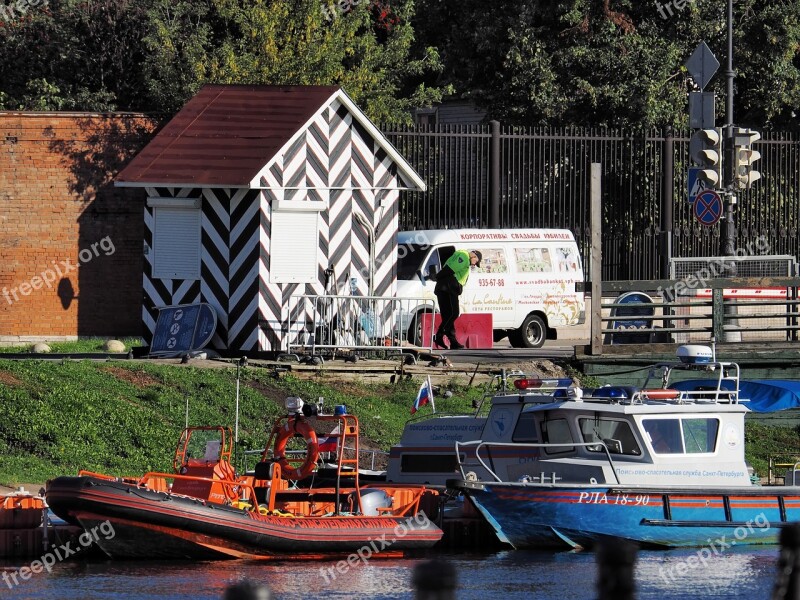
0, 482, 45, 496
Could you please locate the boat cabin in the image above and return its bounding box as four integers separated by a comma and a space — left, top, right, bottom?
388, 348, 757, 489
480, 396, 752, 487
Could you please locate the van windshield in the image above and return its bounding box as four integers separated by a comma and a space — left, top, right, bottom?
397, 244, 430, 280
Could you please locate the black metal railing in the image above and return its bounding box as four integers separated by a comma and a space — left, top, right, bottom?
383, 125, 800, 282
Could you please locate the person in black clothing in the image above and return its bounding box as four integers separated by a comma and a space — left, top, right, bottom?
433, 249, 481, 350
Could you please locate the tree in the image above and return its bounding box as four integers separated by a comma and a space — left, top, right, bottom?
0, 0, 151, 111
0, 0, 446, 122
192, 0, 444, 122
412, 0, 800, 130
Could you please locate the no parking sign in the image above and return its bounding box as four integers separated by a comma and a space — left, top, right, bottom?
693, 190, 722, 227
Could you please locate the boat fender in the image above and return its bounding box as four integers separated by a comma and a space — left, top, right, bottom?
642, 389, 680, 400
273, 418, 320, 480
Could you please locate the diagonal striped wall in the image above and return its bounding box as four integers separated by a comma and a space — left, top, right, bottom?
254, 98, 409, 352
226, 188, 261, 350
142, 187, 260, 350
142, 187, 203, 343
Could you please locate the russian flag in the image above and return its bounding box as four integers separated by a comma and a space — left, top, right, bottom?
318, 426, 339, 453
411, 376, 435, 414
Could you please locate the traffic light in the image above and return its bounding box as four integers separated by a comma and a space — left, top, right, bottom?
732, 128, 761, 189
690, 127, 722, 189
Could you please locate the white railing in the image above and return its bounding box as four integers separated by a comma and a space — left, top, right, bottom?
455, 439, 621, 485
284, 294, 436, 354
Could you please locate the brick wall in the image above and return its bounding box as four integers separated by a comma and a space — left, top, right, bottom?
0, 113, 158, 342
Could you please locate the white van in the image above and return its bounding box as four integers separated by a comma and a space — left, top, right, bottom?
396, 229, 585, 348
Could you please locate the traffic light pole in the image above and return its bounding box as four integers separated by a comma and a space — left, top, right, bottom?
722, 0, 736, 258
725, 0, 734, 130
720, 0, 740, 341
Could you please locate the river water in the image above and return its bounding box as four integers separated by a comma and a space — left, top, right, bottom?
1, 546, 782, 599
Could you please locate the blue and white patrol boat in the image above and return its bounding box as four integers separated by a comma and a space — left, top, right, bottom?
446, 345, 800, 549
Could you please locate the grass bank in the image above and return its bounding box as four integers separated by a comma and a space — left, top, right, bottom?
0, 358, 482, 485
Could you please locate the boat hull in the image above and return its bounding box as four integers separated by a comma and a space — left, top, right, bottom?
451, 480, 800, 549
46, 476, 442, 559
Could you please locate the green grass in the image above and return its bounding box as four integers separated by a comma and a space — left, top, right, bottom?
0, 359, 482, 486
0, 337, 145, 354
744, 421, 800, 480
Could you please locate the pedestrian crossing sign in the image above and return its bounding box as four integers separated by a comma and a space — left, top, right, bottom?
687, 167, 708, 202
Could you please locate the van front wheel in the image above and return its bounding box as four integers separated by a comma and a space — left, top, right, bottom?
512, 314, 547, 349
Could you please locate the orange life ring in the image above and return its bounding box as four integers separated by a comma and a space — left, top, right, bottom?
273, 419, 319, 480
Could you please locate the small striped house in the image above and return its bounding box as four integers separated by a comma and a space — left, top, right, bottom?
115, 85, 426, 353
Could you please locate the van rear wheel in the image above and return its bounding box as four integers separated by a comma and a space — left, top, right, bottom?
513, 314, 547, 349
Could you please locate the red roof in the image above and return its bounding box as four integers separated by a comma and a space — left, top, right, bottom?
116, 85, 340, 187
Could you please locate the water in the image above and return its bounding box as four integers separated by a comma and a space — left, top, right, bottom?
1, 547, 782, 599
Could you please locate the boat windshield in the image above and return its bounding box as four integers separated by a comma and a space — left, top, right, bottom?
578, 418, 641, 456
512, 412, 539, 443
642, 418, 719, 454
540, 418, 574, 454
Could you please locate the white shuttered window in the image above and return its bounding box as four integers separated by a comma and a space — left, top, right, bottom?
270, 210, 318, 283
151, 199, 201, 280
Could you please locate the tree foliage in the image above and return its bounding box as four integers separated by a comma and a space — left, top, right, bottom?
1, 0, 799, 128
0, 0, 445, 123
412, 0, 800, 130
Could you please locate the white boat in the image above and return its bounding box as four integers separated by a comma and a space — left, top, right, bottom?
445, 345, 800, 549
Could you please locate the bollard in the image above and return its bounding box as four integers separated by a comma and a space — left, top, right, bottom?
596, 538, 637, 600
772, 522, 800, 600
222, 579, 273, 600
412, 559, 457, 600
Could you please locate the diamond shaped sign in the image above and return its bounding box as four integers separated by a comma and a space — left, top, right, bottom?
685, 42, 719, 91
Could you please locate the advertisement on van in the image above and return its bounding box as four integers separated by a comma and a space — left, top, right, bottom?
396, 229, 585, 348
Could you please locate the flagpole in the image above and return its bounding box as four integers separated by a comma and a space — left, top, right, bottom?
428, 376, 436, 413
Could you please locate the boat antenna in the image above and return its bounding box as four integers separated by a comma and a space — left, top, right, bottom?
234, 356, 248, 474
235, 355, 248, 444
711, 337, 717, 362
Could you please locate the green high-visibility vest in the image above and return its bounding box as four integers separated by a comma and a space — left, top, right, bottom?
444, 250, 471, 286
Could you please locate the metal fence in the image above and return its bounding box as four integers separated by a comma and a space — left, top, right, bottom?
383, 125, 800, 282
597, 277, 800, 352
283, 294, 436, 357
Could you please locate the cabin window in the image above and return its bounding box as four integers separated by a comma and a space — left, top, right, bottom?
642, 417, 719, 454
554, 246, 581, 272
578, 418, 641, 456
149, 198, 201, 280
397, 244, 433, 280
540, 418, 574, 454
642, 419, 682, 454
512, 411, 539, 443
682, 418, 719, 453
400, 453, 458, 474
423, 247, 454, 280
270, 209, 319, 284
